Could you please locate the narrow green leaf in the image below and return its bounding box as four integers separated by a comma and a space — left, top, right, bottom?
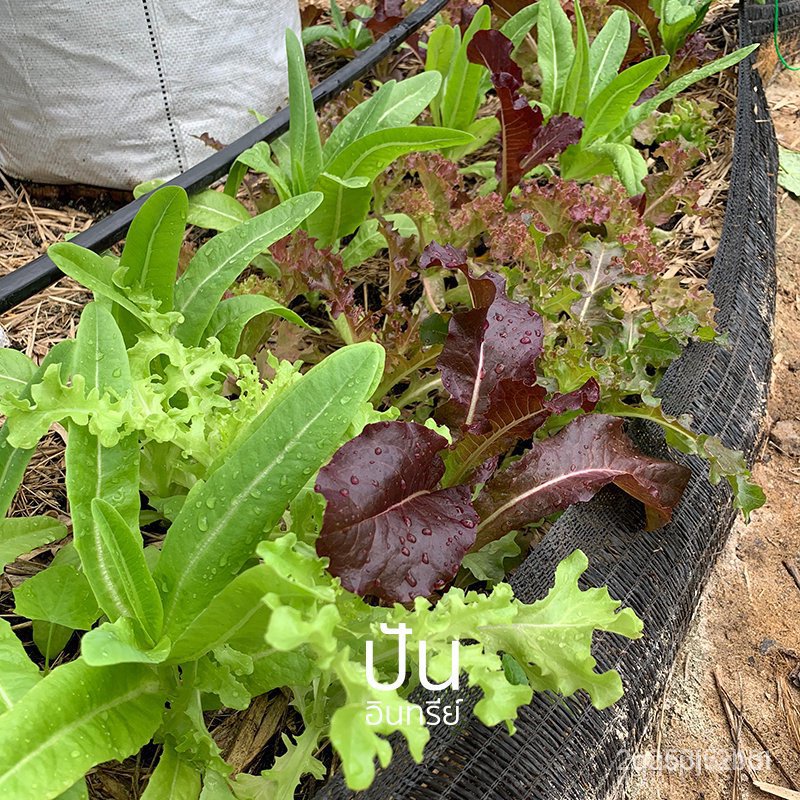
188, 190, 251, 232
588, 10, 631, 100
330, 0, 345, 30
223, 159, 249, 197
155, 342, 385, 641
286, 30, 323, 193
142, 742, 202, 800
204, 295, 314, 356
48, 243, 150, 324
67, 303, 141, 635
582, 56, 669, 141
563, 0, 590, 117
119, 186, 188, 312
327, 73, 444, 170
425, 25, 457, 126
14, 564, 100, 630
167, 564, 273, 663
501, 4, 540, 51
227, 142, 293, 202
0, 516, 67, 570
441, 5, 492, 132
0, 349, 36, 398
624, 44, 759, 129
0, 660, 165, 800
90, 499, 163, 642
0, 618, 41, 713
324, 81, 395, 165
174, 192, 323, 346
302, 23, 339, 46
538, 0, 575, 113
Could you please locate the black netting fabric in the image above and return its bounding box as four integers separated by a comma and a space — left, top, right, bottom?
319, 1, 794, 797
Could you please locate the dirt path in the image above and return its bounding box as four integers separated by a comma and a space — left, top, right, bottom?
628, 68, 800, 800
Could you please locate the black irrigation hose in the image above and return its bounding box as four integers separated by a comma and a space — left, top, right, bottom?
318, 1, 790, 798
0, 0, 448, 314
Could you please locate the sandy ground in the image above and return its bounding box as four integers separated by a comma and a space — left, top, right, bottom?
628, 68, 800, 800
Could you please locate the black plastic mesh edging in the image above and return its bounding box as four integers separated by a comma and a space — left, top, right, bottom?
318, 2, 791, 799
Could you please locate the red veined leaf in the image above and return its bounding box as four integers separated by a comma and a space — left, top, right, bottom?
466, 29, 540, 195
315, 422, 478, 603
473, 414, 691, 548
421, 243, 544, 433
444, 377, 600, 486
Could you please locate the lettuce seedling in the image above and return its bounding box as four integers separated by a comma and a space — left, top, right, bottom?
225, 31, 473, 246
302, 0, 374, 53
425, 5, 501, 159
501, 0, 758, 193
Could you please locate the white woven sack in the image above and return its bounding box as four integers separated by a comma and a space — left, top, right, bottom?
0, 0, 300, 189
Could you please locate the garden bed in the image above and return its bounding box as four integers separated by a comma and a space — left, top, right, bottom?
0, 1, 787, 798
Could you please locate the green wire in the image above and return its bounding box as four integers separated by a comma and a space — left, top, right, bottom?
775, 0, 800, 69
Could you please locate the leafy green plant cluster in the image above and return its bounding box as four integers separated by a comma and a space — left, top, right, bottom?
223, 32, 471, 247
0, 186, 654, 799
302, 0, 374, 53
0, 1, 768, 797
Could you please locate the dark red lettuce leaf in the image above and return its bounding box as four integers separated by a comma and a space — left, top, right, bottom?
473, 414, 690, 548
466, 30, 581, 195
315, 422, 477, 603
366, 0, 406, 38
522, 114, 584, 173
466, 30, 536, 195
445, 377, 600, 486
421, 243, 544, 434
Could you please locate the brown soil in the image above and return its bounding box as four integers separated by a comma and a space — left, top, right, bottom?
628, 67, 800, 800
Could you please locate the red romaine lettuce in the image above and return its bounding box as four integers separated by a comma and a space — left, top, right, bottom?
315, 248, 689, 603
465, 29, 582, 196
315, 421, 478, 603
474, 413, 691, 548
421, 242, 544, 432
421, 242, 600, 482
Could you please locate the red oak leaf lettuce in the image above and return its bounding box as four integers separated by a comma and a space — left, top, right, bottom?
466, 29, 582, 195
315, 422, 477, 603
473, 414, 691, 548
